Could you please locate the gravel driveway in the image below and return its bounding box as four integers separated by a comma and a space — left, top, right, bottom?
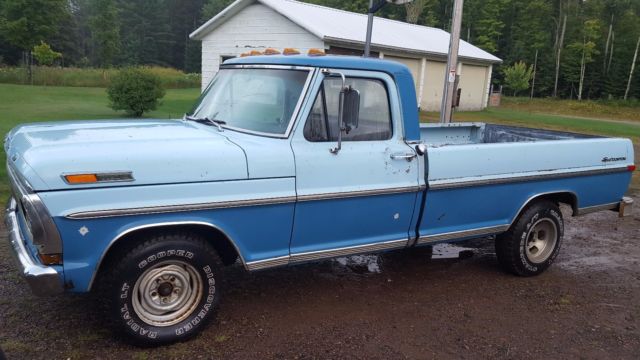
0, 197, 638, 359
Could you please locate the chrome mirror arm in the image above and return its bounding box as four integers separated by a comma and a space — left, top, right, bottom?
322, 69, 348, 155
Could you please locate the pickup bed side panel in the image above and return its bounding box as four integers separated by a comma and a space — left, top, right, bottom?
40, 178, 296, 292
419, 138, 633, 242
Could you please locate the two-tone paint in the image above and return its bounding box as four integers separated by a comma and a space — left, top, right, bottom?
3, 55, 635, 295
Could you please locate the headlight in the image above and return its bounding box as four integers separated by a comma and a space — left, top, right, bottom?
20, 194, 63, 265
8, 164, 63, 265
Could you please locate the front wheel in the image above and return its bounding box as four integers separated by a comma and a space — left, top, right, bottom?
495, 200, 564, 276
101, 232, 222, 346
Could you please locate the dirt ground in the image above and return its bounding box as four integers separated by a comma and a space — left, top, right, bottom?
0, 196, 639, 360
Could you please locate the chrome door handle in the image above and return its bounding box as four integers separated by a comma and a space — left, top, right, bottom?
390, 153, 417, 161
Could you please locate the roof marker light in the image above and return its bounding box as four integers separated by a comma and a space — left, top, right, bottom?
264, 48, 281, 55
249, 50, 263, 56
307, 48, 326, 56
283, 48, 301, 55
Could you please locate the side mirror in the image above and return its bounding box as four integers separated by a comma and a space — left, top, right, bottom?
341, 87, 360, 133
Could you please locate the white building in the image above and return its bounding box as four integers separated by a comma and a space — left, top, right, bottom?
190, 0, 502, 111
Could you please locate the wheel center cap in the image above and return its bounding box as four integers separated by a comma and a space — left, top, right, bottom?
157, 282, 173, 297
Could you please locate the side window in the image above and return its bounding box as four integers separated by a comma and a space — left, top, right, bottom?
304, 77, 392, 142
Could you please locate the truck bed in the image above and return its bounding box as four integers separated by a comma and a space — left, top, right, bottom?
420, 122, 597, 146
417, 122, 634, 242
420, 122, 632, 186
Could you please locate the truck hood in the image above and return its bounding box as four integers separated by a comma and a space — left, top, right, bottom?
5, 119, 248, 191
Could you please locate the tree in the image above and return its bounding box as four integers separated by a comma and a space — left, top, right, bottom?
624, 34, 640, 100
577, 20, 601, 100
88, 0, 119, 67
405, 0, 428, 24
32, 41, 62, 66
0, 0, 68, 80
473, 0, 508, 53
503, 61, 533, 96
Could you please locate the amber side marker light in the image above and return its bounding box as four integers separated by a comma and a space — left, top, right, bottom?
39, 253, 63, 265
64, 174, 98, 184
283, 48, 301, 55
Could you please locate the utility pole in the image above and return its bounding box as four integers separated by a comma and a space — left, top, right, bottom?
440, 0, 463, 123
364, 0, 376, 57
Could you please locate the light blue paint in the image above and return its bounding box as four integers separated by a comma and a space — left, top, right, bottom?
7, 119, 248, 190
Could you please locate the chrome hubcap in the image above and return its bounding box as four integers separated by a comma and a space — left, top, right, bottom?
132, 261, 203, 327
525, 218, 558, 264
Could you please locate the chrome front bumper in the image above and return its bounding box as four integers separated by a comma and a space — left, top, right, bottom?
5, 198, 63, 296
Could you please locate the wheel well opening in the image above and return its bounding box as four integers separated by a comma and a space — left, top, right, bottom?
521, 192, 578, 218
94, 224, 242, 290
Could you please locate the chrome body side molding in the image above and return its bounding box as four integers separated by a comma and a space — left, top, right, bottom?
245, 256, 290, 271
297, 186, 421, 202
66, 186, 422, 219
575, 202, 619, 216
417, 224, 510, 245
66, 196, 298, 219
289, 238, 408, 263
429, 166, 629, 190
245, 238, 409, 271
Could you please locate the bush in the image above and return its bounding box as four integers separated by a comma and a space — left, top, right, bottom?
107, 67, 166, 117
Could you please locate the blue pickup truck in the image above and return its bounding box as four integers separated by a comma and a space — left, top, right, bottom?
4, 55, 635, 345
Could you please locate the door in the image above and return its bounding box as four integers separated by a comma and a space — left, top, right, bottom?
289, 70, 421, 260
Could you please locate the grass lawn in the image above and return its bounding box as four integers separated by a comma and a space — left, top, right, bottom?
0, 84, 637, 199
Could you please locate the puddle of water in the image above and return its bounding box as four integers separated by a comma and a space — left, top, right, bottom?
334, 254, 381, 273
432, 243, 475, 259
332, 243, 477, 274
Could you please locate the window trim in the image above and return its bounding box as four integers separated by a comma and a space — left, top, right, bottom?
303, 75, 394, 143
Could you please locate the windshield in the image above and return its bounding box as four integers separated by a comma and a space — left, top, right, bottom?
188, 68, 311, 136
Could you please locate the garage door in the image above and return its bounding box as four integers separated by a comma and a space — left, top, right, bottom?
384, 55, 421, 97
458, 64, 488, 111
421, 60, 447, 112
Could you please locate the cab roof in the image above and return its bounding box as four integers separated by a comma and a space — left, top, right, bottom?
225, 54, 421, 141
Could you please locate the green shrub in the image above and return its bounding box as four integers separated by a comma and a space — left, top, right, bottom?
107, 67, 166, 117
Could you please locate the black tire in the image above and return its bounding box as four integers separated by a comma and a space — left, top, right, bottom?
495, 200, 564, 276
100, 231, 223, 346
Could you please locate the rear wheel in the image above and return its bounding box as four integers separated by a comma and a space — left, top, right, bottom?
100, 232, 222, 346
496, 200, 564, 276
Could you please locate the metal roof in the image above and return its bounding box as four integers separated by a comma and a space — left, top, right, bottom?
190, 0, 502, 64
